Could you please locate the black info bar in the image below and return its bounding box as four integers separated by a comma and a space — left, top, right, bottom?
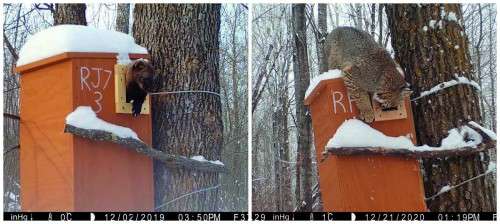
3, 212, 497, 221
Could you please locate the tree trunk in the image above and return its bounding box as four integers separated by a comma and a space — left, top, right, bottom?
53, 4, 87, 26
317, 4, 328, 74
378, 4, 383, 45
116, 3, 130, 34
474, 4, 486, 124
279, 85, 292, 211
385, 3, 495, 212
354, 4, 363, 30
488, 4, 496, 131
292, 4, 313, 212
272, 109, 282, 211
133, 4, 223, 211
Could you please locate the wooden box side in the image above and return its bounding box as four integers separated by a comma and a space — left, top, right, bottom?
308, 78, 426, 212
19, 60, 75, 211
70, 57, 153, 211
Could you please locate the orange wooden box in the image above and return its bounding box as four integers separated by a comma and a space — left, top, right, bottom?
16, 52, 153, 211
304, 77, 427, 212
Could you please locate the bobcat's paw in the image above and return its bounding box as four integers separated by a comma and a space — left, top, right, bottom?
358, 109, 375, 123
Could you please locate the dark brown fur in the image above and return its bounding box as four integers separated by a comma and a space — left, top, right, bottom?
125, 59, 155, 116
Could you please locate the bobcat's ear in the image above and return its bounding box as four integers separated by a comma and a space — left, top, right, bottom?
342, 65, 353, 73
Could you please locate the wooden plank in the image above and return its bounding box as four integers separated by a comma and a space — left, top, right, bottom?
70, 56, 153, 211
19, 52, 153, 211
20, 60, 75, 211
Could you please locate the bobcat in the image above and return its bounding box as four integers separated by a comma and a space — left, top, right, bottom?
325, 26, 411, 123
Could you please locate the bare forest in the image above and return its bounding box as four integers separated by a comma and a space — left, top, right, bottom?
251, 3, 496, 211
3, 3, 247, 211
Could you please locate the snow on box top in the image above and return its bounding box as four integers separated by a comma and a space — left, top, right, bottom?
305, 69, 344, 100
17, 25, 147, 66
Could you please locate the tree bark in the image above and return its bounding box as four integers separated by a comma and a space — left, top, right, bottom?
116, 3, 130, 34
474, 4, 486, 123
292, 4, 313, 212
53, 4, 87, 26
317, 4, 328, 74
378, 4, 383, 45
133, 4, 223, 211
370, 4, 376, 37
385, 3, 495, 212
487, 4, 496, 131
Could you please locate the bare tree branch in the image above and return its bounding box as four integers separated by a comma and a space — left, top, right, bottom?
3, 32, 19, 61
324, 140, 495, 161
64, 124, 227, 173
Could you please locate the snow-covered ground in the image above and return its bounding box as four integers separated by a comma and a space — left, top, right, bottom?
305, 69, 344, 99
17, 25, 147, 66
327, 119, 490, 151
66, 106, 140, 140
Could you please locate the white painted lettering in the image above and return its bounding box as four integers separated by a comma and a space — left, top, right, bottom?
80, 67, 91, 91
332, 91, 346, 114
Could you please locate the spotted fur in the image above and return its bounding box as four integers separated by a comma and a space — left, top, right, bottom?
326, 27, 411, 123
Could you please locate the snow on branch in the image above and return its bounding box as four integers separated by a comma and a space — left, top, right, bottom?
64, 107, 226, 173
324, 119, 496, 160
425, 162, 496, 201
411, 74, 480, 101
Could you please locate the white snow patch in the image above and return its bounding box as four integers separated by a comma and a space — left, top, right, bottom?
487, 162, 496, 172
414, 74, 480, 100
422, 26, 428, 32
117, 52, 132, 65
468, 121, 497, 140
429, 20, 444, 29
437, 20, 444, 29
66, 106, 140, 140
305, 69, 344, 98
191, 155, 207, 162
17, 25, 147, 66
396, 65, 405, 76
190, 155, 225, 166
429, 20, 437, 28
327, 119, 483, 151
438, 185, 451, 194
440, 126, 482, 149
447, 12, 458, 22
7, 192, 17, 201
210, 160, 225, 166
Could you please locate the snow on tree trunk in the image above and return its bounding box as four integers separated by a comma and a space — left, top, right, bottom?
385, 3, 495, 212
133, 4, 223, 211
53, 4, 87, 26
